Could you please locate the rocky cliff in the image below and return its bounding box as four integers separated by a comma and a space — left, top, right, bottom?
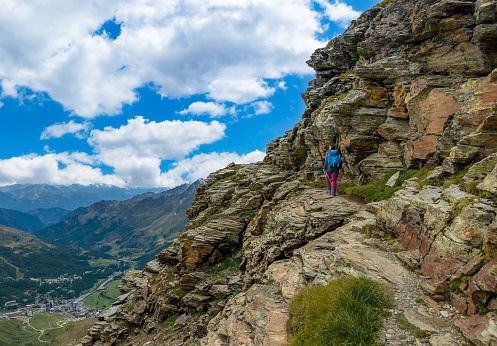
80, 0, 497, 345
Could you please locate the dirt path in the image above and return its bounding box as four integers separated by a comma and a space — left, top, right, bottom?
26, 315, 72, 343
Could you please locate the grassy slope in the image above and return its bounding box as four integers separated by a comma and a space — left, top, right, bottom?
0, 318, 42, 345
82, 279, 122, 309
29, 312, 66, 330
51, 318, 98, 346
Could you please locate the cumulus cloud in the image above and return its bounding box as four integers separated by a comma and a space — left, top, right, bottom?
88, 116, 227, 186
243, 100, 274, 117
0, 115, 265, 187
178, 102, 235, 118
40, 120, 91, 139
0, 152, 124, 187
0, 0, 360, 118
160, 150, 266, 187
252, 101, 274, 115
316, 0, 361, 27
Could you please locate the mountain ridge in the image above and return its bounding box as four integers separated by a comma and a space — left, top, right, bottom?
35, 181, 202, 258
0, 208, 45, 233
0, 183, 170, 212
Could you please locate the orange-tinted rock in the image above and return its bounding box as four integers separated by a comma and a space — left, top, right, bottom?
451, 293, 468, 314
397, 210, 432, 255
423, 89, 461, 135
388, 106, 409, 119
406, 135, 438, 160
421, 277, 449, 295
451, 255, 484, 281
455, 313, 497, 346
472, 260, 497, 294
422, 248, 463, 279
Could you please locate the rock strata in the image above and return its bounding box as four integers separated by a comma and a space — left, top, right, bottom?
79, 0, 497, 345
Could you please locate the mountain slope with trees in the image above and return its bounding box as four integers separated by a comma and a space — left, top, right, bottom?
0, 225, 110, 307
0, 208, 45, 233
0, 184, 168, 212
36, 181, 201, 258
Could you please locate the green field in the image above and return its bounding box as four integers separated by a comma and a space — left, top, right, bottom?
30, 312, 66, 330
0, 313, 74, 345
82, 280, 122, 309
39, 322, 74, 343
52, 318, 97, 346
0, 318, 42, 345
88, 258, 120, 267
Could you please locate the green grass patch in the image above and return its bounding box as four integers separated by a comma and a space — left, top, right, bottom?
82, 292, 113, 309
342, 169, 428, 203
374, 0, 395, 7
162, 313, 179, 328
82, 280, 122, 309
450, 197, 476, 219
288, 276, 393, 345
52, 318, 97, 346
30, 312, 66, 330
0, 318, 43, 345
40, 322, 74, 343
214, 254, 242, 272
88, 258, 120, 267
249, 183, 265, 191
442, 168, 469, 188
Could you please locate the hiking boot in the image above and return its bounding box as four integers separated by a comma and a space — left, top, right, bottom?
332, 190, 336, 197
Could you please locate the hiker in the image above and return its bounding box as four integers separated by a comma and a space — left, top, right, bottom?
323, 145, 342, 196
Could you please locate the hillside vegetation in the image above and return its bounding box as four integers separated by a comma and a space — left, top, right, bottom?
0, 225, 123, 307
36, 181, 200, 258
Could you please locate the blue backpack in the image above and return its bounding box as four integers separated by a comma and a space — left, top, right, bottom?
326, 150, 342, 170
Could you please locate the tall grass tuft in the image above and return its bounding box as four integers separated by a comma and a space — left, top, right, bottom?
288, 276, 393, 345
341, 168, 428, 203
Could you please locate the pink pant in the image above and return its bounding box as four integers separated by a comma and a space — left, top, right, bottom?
326, 172, 338, 190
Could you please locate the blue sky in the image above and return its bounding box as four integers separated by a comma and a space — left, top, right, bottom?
0, 0, 382, 188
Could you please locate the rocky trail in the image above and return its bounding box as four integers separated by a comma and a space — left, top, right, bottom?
205, 190, 471, 346
78, 0, 497, 344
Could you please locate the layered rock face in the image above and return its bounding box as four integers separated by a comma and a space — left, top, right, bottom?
81, 0, 497, 345
267, 0, 497, 182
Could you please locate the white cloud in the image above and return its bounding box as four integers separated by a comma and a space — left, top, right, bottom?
278, 81, 287, 90
0, 116, 265, 187
160, 150, 266, 187
0, 152, 124, 187
207, 77, 275, 104
243, 100, 274, 117
40, 120, 91, 139
1, 79, 19, 98
0, 100, 3, 108
253, 101, 274, 115
178, 102, 235, 118
88, 116, 227, 186
0, 0, 361, 118
316, 0, 361, 27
